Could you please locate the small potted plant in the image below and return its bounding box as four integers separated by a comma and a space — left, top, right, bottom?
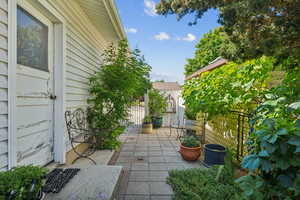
142, 116, 153, 134
179, 135, 201, 161
149, 89, 167, 128
0, 166, 47, 200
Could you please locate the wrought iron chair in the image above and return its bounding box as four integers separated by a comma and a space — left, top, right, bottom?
65, 108, 97, 165
172, 118, 204, 144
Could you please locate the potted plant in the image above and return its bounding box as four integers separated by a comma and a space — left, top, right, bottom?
149, 89, 167, 128
179, 135, 201, 161
142, 116, 153, 134
0, 166, 47, 200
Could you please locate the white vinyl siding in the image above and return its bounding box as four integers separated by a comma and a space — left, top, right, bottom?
64, 25, 103, 150
46, 0, 105, 151
0, 0, 8, 171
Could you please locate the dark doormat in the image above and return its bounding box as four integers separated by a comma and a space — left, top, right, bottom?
43, 168, 80, 193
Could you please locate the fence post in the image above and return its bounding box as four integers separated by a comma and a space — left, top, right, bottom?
144, 90, 149, 117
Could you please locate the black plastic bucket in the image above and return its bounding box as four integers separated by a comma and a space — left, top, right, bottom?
204, 144, 226, 166
151, 116, 163, 129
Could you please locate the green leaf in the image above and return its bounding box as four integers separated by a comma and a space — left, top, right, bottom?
289, 101, 300, 109
287, 136, 300, 146
265, 93, 276, 99
261, 160, 271, 172
258, 150, 269, 157
262, 142, 276, 153
268, 135, 278, 144
277, 128, 288, 135
295, 146, 300, 153
295, 119, 300, 129
277, 175, 293, 188
242, 155, 260, 171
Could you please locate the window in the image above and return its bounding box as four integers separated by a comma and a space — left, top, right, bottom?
17, 6, 48, 71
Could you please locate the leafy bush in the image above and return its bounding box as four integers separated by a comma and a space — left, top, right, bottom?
237, 67, 300, 199
183, 56, 275, 119
148, 88, 167, 117
181, 136, 200, 148
167, 166, 242, 200
0, 166, 47, 200
88, 40, 151, 149
185, 107, 197, 120
143, 116, 152, 124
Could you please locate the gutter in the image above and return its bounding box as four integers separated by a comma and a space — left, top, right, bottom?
103, 0, 126, 40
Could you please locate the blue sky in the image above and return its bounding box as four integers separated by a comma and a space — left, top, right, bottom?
115, 0, 220, 84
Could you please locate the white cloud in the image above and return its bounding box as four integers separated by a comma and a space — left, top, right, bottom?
125, 28, 138, 34
176, 33, 197, 42
182, 33, 196, 42
154, 32, 170, 40
144, 0, 157, 17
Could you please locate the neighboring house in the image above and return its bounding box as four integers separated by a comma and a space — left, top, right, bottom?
0, 0, 125, 171
152, 82, 184, 127
185, 57, 228, 80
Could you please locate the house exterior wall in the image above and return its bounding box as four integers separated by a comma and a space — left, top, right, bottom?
0, 0, 8, 171
47, 0, 108, 152
0, 0, 124, 169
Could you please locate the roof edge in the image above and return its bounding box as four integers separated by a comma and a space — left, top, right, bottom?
185, 58, 228, 80
103, 0, 126, 40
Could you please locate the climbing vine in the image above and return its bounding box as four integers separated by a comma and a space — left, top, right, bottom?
183, 56, 300, 199
183, 56, 276, 119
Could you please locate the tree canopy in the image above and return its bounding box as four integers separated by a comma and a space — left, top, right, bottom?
156, 0, 300, 65
185, 27, 238, 75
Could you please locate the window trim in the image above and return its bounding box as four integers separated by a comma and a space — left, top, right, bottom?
17, 3, 53, 72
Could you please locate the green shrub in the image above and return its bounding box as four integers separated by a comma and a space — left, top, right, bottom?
88, 40, 151, 149
148, 88, 167, 117
143, 116, 152, 124
0, 166, 47, 200
167, 167, 242, 200
180, 136, 200, 148
236, 67, 300, 200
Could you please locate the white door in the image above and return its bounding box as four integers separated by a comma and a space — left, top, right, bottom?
16, 3, 55, 166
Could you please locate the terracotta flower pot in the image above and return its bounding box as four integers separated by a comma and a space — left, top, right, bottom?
179, 144, 201, 161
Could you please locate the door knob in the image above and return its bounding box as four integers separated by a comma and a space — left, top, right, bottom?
49, 94, 57, 100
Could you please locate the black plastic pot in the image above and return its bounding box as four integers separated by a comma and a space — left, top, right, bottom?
204, 144, 226, 166
151, 116, 163, 129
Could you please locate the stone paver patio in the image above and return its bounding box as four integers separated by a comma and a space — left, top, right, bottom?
112, 127, 205, 200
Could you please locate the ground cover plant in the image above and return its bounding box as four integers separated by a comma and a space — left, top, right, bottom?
167, 152, 242, 200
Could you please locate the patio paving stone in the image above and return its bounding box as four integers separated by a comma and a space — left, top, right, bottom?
149, 182, 173, 195
126, 182, 150, 195
112, 127, 205, 199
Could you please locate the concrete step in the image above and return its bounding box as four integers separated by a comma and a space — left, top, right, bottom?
44, 165, 122, 200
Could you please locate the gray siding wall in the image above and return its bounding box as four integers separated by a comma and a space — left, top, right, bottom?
0, 0, 8, 171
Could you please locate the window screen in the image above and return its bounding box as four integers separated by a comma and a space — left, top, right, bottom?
17, 6, 48, 71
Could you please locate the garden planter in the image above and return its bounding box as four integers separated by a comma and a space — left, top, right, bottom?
151, 116, 163, 128
204, 144, 226, 166
179, 145, 201, 161
142, 123, 153, 134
